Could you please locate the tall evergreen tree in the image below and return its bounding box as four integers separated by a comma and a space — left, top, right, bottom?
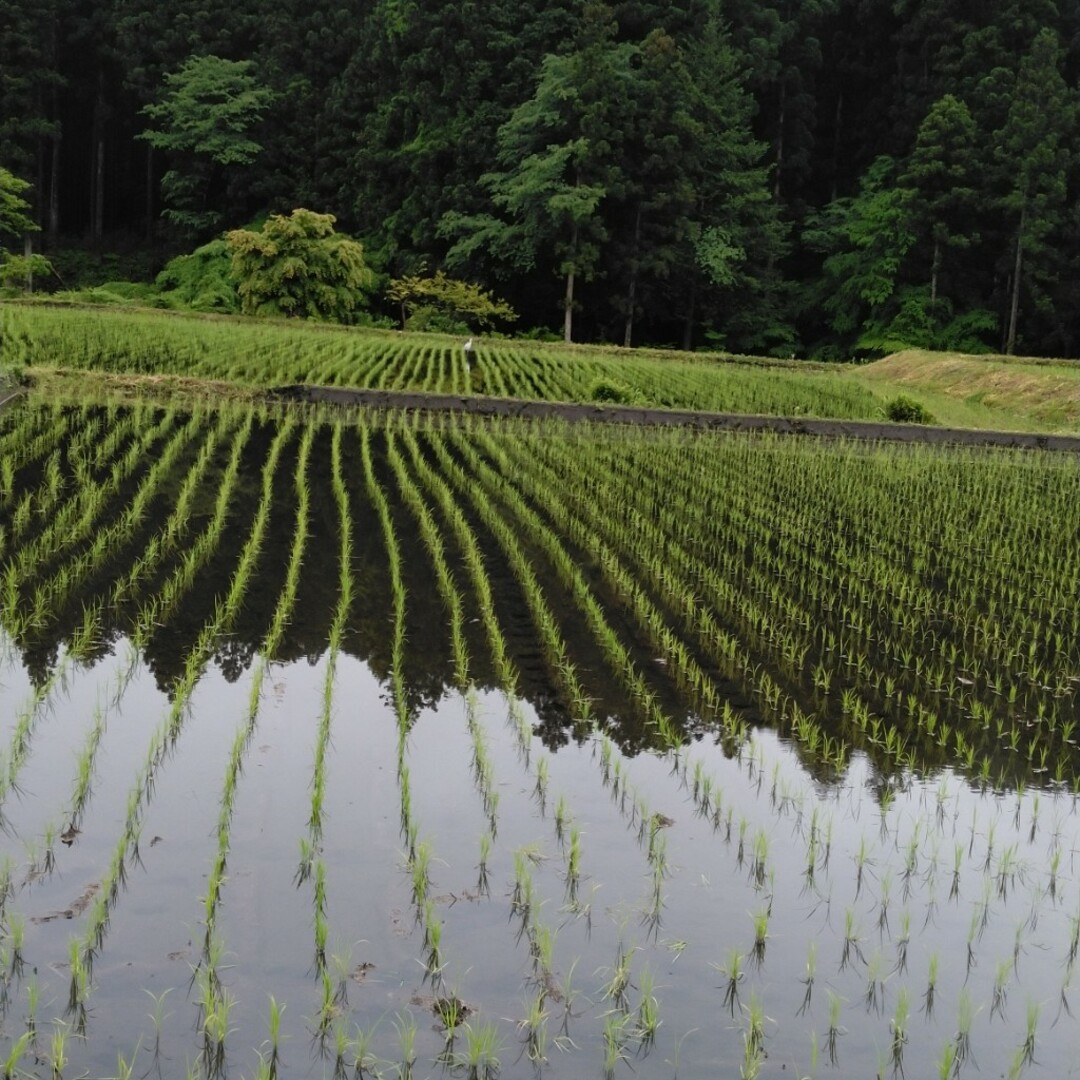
441, 4, 634, 341
899, 94, 978, 307
994, 29, 1075, 354
0, 0, 63, 231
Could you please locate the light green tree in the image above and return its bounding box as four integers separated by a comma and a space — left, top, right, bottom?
0, 167, 37, 248
386, 271, 517, 332
0, 167, 49, 293
804, 156, 915, 347
225, 209, 374, 320
141, 54, 274, 238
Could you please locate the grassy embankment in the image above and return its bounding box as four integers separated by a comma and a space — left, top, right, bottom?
860, 348, 1080, 432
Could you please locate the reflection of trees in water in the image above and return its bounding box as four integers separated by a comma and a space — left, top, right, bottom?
0, 405, 889, 787
0, 411, 682, 758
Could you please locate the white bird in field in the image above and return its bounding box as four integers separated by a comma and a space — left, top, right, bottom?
463, 337, 473, 353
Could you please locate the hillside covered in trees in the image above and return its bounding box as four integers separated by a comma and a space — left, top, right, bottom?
3, 0, 1080, 357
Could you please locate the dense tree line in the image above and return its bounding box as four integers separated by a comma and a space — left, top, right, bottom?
3, 0, 1080, 356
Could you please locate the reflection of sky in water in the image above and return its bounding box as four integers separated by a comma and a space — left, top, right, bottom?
2, 637, 1079, 1079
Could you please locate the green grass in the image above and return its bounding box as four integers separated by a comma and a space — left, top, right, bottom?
860, 349, 1080, 431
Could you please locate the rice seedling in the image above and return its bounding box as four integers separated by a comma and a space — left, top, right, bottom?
841, 906, 864, 970
865, 948, 886, 1014
889, 986, 909, 1072
718, 948, 744, 1015
601, 1011, 631, 1079
534, 753, 549, 809
411, 838, 433, 904
48, 1022, 69, 1079
477, 830, 492, 894
2, 1032, 33, 1080
518, 989, 549, 1063
393, 1011, 417, 1077
744, 991, 768, 1058
635, 964, 661, 1045
953, 987, 977, 1070
749, 904, 770, 967
566, 823, 582, 900
1020, 997, 1039, 1066
600, 943, 635, 1012
351, 1021, 383, 1078
825, 990, 845, 1066
265, 994, 285, 1074
456, 1019, 503, 1080
798, 940, 817, 1015
991, 956, 1011, 1020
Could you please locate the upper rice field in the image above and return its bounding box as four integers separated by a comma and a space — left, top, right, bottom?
0, 304, 1077, 1080
3, 303, 1078, 433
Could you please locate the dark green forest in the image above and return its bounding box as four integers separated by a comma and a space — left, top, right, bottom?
3, 0, 1080, 356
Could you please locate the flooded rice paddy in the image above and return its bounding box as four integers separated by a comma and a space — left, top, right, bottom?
0, 398, 1078, 1079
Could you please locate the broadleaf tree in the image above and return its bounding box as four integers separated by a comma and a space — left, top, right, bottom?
141, 54, 275, 239
225, 208, 374, 320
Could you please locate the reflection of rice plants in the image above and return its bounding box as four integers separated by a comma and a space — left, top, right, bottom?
1, 395, 1080, 1080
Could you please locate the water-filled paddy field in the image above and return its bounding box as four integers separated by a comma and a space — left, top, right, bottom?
0, 396, 1078, 1079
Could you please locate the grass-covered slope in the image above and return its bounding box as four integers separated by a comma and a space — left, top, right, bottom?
862, 349, 1080, 432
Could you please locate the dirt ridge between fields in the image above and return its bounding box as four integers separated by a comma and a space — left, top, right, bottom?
271, 384, 1080, 452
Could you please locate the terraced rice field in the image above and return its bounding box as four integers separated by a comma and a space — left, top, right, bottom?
0, 391, 1077, 1080
1, 304, 890, 421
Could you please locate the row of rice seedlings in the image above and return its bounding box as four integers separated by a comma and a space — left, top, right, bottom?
509, 427, 860, 766
132, 412, 263, 645
0, 408, 174, 636
412, 424, 685, 1015
431, 420, 663, 947
64, 421, 297, 988
110, 409, 249, 606
205, 424, 314, 971
397, 421, 595, 919
0, 410, 136, 621
394, 423, 518, 695
401, 421, 648, 1054
527, 424, 1076, 788
407, 418, 668, 833
640, 435, 1079, 777
384, 426, 470, 690
0, 401, 79, 494
0, 425, 254, 917
458, 422, 1078, 1063
0, 649, 77, 822
288, 426, 353, 1019
6, 303, 904, 420
359, 422, 454, 988
423, 432, 592, 723
470, 346, 510, 398
447, 426, 683, 746
395, 423, 652, 1049
0, 412, 96, 551
22, 412, 206, 633
398, 419, 541, 793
